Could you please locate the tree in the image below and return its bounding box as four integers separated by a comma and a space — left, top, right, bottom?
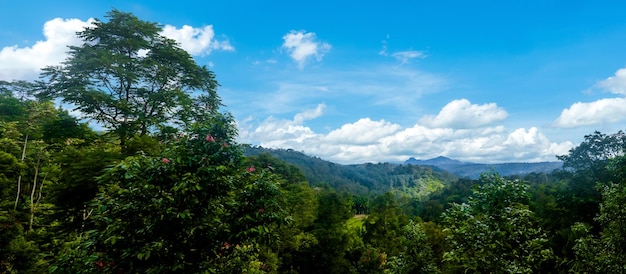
385, 220, 439, 274
442, 173, 553, 273
553, 130, 626, 250
39, 9, 219, 152
363, 192, 409, 257
572, 156, 626, 272
298, 190, 355, 274
557, 130, 626, 178
52, 114, 289, 273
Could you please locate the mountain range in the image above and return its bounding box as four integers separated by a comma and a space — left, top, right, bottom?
404, 156, 562, 179
244, 146, 563, 196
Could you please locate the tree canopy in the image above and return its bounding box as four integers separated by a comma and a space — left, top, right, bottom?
39, 9, 219, 152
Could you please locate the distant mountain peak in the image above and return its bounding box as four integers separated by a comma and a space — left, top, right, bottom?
405, 156, 465, 166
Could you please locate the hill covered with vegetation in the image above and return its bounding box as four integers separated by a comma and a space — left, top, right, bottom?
405, 156, 563, 178
245, 146, 458, 198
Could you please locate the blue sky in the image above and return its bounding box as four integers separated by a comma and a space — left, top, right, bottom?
3, 1, 626, 164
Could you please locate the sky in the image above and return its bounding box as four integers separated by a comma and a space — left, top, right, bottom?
3, 1, 626, 164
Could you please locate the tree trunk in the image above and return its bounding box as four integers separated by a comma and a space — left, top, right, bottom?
14, 133, 28, 210
29, 156, 41, 230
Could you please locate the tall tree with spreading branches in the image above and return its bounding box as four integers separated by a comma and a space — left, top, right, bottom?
39, 9, 219, 153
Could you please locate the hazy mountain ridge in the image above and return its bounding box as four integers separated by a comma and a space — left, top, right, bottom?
244, 146, 458, 197
405, 156, 563, 178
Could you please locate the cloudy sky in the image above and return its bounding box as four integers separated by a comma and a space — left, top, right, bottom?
3, 1, 626, 164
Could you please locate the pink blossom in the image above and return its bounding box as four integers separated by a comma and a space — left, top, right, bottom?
221, 142, 229, 148
205, 134, 216, 142
246, 166, 255, 172
161, 158, 171, 164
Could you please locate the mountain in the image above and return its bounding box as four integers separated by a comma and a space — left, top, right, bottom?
405, 156, 562, 179
244, 146, 457, 197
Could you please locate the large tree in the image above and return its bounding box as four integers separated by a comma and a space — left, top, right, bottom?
39, 9, 219, 152
442, 173, 553, 273
51, 114, 289, 273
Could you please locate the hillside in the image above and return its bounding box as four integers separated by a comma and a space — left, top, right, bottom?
244, 146, 458, 198
405, 156, 562, 178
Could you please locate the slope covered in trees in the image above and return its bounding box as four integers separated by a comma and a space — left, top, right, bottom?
245, 146, 457, 198
2, 9, 626, 273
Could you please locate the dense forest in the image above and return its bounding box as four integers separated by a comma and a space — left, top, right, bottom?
2, 9, 626, 273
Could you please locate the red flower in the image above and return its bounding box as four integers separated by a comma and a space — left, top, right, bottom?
221, 142, 229, 148
246, 166, 256, 172
205, 134, 216, 142
161, 157, 171, 163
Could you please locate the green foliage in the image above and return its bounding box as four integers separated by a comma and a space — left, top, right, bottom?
51, 114, 288, 273
304, 190, 355, 273
39, 9, 220, 151
41, 109, 94, 144
418, 178, 477, 222
363, 192, 409, 257
47, 140, 121, 232
572, 156, 626, 272
442, 173, 553, 273
385, 220, 439, 274
0, 227, 40, 273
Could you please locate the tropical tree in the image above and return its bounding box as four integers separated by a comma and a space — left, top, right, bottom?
572, 156, 626, 273
385, 220, 439, 274
442, 173, 553, 273
555, 130, 626, 224
363, 192, 409, 258
39, 9, 219, 152
51, 114, 289, 273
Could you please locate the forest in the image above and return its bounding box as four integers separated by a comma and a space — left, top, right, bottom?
2, 9, 626, 273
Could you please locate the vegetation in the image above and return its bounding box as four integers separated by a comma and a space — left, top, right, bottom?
2, 8, 626, 273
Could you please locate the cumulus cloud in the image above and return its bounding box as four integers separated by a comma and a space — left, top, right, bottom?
0, 18, 231, 81
555, 67, 626, 128
325, 118, 402, 145
0, 18, 93, 80
160, 25, 233, 56
554, 97, 626, 128
239, 104, 325, 146
596, 68, 626, 95
419, 99, 508, 128
282, 30, 331, 68
238, 109, 569, 164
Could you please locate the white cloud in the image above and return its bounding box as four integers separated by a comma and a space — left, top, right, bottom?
554, 67, 626, 128
0, 18, 231, 81
0, 18, 93, 80
325, 118, 402, 145
596, 68, 626, 95
419, 99, 508, 128
294, 103, 325, 124
391, 50, 426, 64
378, 38, 426, 64
239, 104, 325, 146
239, 110, 569, 164
160, 24, 233, 56
554, 97, 626, 128
281, 30, 331, 68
